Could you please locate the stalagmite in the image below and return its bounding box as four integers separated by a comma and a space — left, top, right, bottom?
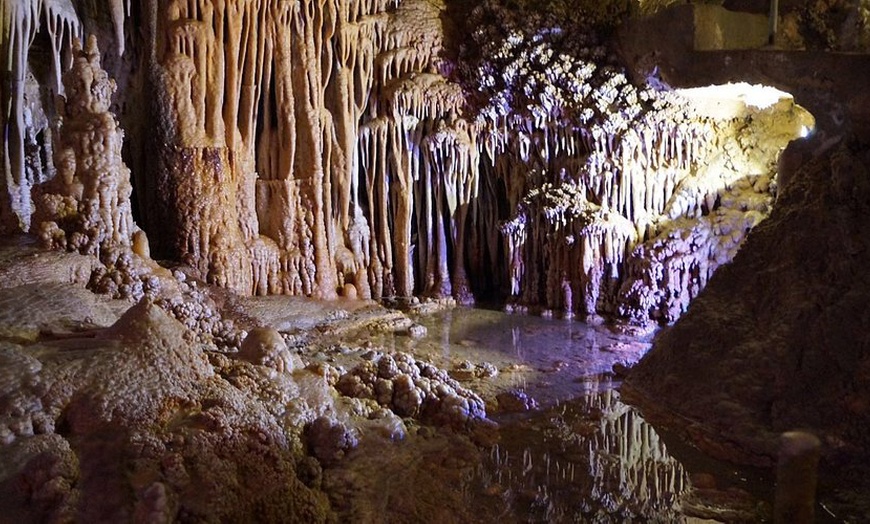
2, 0, 812, 324
33, 36, 139, 258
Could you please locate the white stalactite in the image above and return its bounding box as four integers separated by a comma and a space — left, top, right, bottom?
3, 0, 813, 324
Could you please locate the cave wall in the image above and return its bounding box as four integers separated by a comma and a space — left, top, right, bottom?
0, 0, 818, 323
626, 133, 870, 469
618, 0, 870, 477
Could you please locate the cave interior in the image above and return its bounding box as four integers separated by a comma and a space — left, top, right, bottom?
1, 0, 870, 521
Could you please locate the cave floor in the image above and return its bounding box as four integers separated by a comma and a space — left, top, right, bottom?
1, 238, 860, 522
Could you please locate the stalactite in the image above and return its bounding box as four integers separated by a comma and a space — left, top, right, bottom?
459, 1, 812, 323
2, 0, 42, 231
107, 0, 130, 56
395, 116, 479, 302
359, 117, 393, 298
44, 0, 82, 93
2, 0, 812, 327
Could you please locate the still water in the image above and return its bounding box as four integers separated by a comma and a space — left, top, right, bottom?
323, 307, 770, 523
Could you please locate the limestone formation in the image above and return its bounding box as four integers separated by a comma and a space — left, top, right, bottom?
459, 3, 810, 322
34, 33, 139, 256
1, 0, 83, 233
26, 35, 157, 300
0, 0, 819, 325
616, 84, 814, 323
2, 1, 870, 517
336, 351, 487, 428
0, 298, 334, 522
237, 326, 303, 373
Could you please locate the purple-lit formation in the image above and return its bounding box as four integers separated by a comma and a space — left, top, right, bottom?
459, 1, 810, 323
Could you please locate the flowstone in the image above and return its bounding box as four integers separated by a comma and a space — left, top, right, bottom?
32, 35, 141, 259
4, 0, 813, 326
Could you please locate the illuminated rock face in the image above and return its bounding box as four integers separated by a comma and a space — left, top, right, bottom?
616, 84, 814, 323
458, 4, 811, 322
0, 0, 810, 322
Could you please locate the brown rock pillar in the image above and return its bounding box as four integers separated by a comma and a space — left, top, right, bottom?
774, 431, 820, 524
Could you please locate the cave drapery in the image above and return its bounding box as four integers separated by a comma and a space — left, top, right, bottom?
6, 0, 870, 521
2, 0, 810, 325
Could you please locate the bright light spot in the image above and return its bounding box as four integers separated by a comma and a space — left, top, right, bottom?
675, 82, 797, 119
677, 82, 792, 108
800, 125, 811, 138
737, 85, 791, 110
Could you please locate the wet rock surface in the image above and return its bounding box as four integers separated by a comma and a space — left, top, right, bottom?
4, 239, 844, 522
336, 352, 487, 428
0, 241, 748, 523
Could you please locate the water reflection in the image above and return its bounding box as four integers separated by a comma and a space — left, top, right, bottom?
468, 376, 690, 522
333, 307, 710, 522
399, 307, 651, 406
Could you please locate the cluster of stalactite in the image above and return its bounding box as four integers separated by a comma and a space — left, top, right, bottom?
490, 114, 719, 320
1, 0, 83, 232
139, 0, 490, 301
458, 1, 808, 322
2, 0, 809, 324
478, 380, 690, 520
3, 0, 489, 302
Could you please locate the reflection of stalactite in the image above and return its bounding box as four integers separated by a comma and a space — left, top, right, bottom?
474, 379, 691, 520
588, 389, 690, 516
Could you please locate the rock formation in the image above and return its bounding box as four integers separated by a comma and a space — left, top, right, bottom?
1, 0, 83, 233
1, 0, 816, 326
458, 3, 811, 322
336, 351, 487, 428
2, 0, 870, 521
625, 134, 870, 470
32, 35, 141, 259
0, 296, 334, 522
26, 34, 160, 301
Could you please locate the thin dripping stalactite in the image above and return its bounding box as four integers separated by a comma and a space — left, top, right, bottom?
1, 0, 812, 324
6, 0, 870, 522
